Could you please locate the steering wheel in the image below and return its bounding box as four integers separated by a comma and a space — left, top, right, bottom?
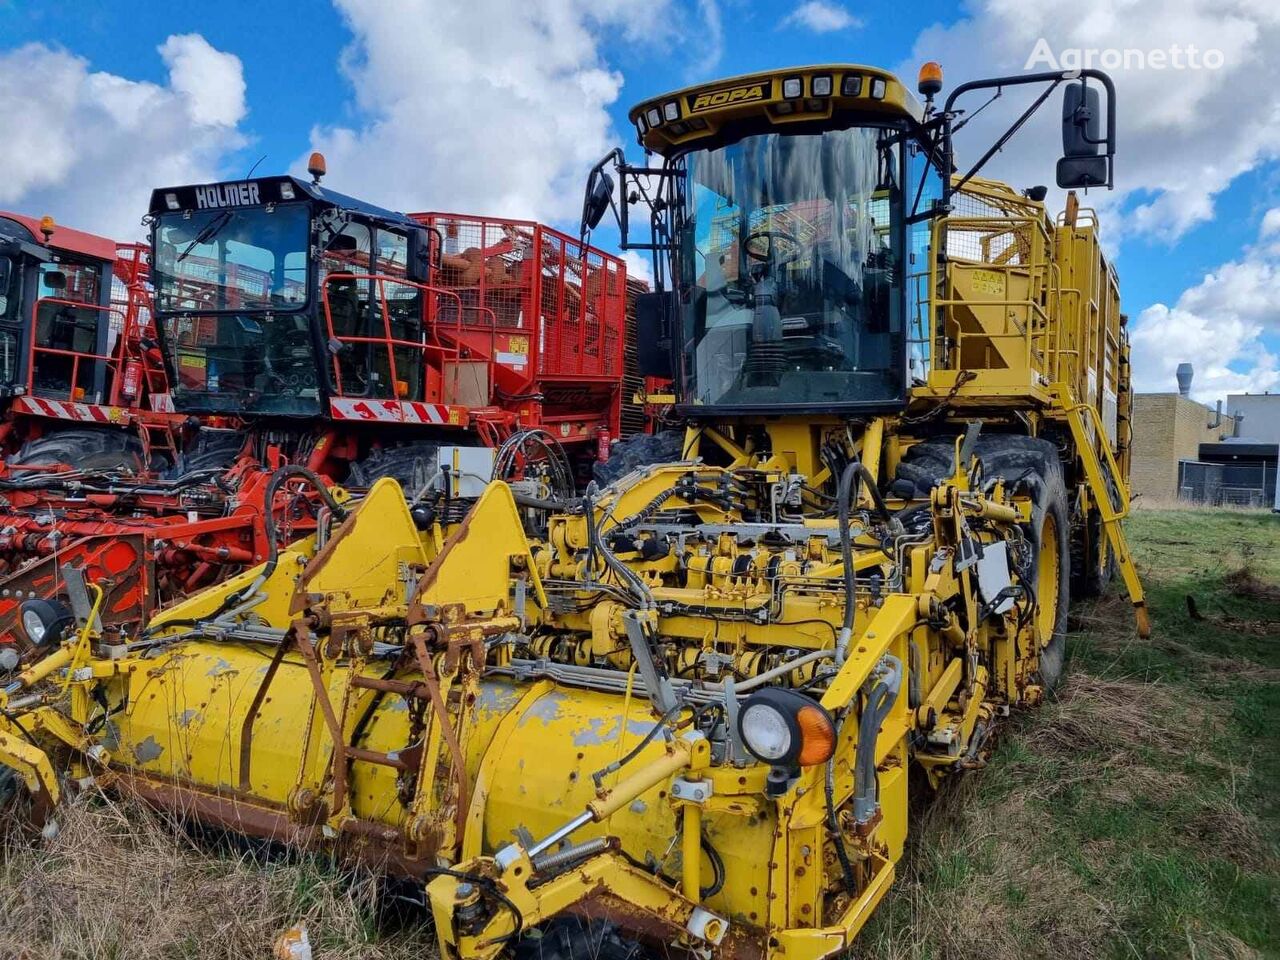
264, 327, 316, 389
744, 228, 803, 266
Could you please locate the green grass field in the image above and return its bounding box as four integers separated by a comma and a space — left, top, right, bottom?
855, 508, 1280, 960
1, 508, 1276, 959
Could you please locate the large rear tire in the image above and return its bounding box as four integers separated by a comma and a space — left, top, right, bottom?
895, 434, 1071, 688
347, 442, 441, 493
1072, 508, 1116, 599
9, 428, 145, 475
165, 427, 245, 479
593, 430, 683, 486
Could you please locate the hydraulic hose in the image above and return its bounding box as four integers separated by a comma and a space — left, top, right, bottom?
852, 655, 902, 824
260, 464, 348, 581
826, 741, 858, 895
583, 482, 651, 608
511, 492, 575, 512
835, 460, 895, 663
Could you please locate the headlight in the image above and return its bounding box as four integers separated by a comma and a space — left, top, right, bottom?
16, 598, 73, 648
21, 608, 46, 644
737, 688, 836, 768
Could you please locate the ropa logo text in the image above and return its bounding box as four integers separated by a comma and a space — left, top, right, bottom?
195, 182, 261, 210
689, 84, 766, 113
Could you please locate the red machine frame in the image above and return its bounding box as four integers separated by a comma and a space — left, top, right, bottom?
0, 210, 631, 648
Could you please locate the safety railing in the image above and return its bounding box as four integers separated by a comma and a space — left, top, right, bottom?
927, 206, 1061, 383
321, 272, 481, 402
414, 213, 627, 383
28, 297, 120, 404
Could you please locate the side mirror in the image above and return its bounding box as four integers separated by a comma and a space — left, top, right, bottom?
1057, 82, 1109, 189
43, 270, 67, 292
581, 170, 615, 235
327, 234, 359, 254
635, 291, 675, 379
0, 257, 10, 292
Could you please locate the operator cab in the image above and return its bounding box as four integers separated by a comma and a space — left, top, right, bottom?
585, 64, 1115, 418
586, 67, 945, 416
0, 213, 117, 403
147, 168, 434, 418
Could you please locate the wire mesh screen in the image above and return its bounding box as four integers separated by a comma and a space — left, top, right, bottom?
430, 216, 534, 329
1178, 460, 1275, 508
944, 189, 1035, 265
418, 214, 626, 381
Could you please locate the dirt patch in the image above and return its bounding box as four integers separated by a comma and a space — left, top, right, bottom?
1223, 567, 1280, 603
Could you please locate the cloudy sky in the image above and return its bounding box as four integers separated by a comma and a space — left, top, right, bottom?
1, 0, 1277, 407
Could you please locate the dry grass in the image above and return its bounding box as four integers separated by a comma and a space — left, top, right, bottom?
0, 790, 435, 960
854, 508, 1280, 960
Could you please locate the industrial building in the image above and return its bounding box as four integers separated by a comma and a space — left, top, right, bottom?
1131, 365, 1279, 508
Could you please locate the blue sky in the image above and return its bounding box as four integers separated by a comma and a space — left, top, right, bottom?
2, 0, 1277, 405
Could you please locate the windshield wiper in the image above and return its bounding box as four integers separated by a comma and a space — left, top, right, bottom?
175, 210, 234, 264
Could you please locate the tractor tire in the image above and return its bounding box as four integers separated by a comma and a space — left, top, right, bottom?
593, 430, 683, 486
165, 427, 245, 479
9, 428, 145, 475
1071, 470, 1120, 599
894, 434, 1071, 688
1071, 508, 1117, 599
513, 919, 648, 960
347, 442, 441, 494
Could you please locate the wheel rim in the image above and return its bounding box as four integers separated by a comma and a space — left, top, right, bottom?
1037, 512, 1061, 643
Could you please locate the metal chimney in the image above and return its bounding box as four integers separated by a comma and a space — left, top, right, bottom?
1233, 410, 1244, 438
1176, 363, 1193, 397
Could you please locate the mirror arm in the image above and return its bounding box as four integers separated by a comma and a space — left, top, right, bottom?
580, 147, 680, 252
941, 68, 1117, 204
952, 79, 1062, 196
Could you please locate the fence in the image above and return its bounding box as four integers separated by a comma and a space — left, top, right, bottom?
1177, 460, 1276, 509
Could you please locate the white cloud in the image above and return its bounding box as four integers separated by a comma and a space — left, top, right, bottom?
622, 249, 654, 288
780, 1, 862, 33
0, 36, 248, 240
902, 0, 1280, 242
1129, 230, 1280, 402
305, 0, 674, 226
159, 34, 246, 127
1260, 207, 1280, 239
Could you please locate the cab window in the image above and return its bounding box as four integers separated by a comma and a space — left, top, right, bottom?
33, 259, 110, 401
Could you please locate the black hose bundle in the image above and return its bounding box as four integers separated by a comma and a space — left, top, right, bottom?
492, 428, 575, 500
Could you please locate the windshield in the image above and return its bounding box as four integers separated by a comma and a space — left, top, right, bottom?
153, 203, 320, 416
159, 311, 322, 416
676, 125, 909, 410
153, 204, 309, 312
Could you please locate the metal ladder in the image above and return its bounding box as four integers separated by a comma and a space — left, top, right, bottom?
1053, 386, 1150, 637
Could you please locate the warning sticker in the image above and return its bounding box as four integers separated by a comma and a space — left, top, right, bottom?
970, 269, 1006, 296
